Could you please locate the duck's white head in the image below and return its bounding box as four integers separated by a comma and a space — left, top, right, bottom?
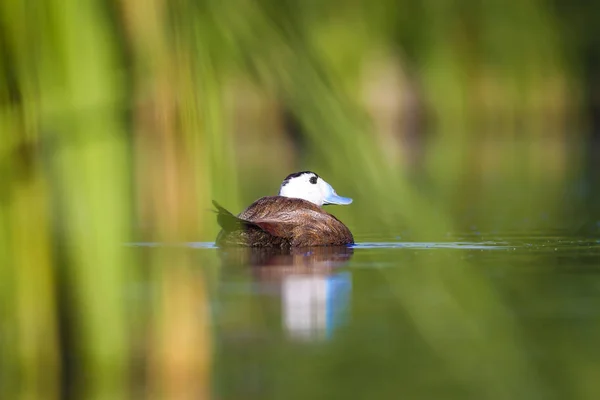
278, 171, 353, 207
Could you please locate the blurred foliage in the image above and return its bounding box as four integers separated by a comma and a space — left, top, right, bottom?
1, 0, 600, 399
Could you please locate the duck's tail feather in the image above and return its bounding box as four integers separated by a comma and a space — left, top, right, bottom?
211, 200, 230, 215
212, 200, 289, 238
212, 200, 247, 231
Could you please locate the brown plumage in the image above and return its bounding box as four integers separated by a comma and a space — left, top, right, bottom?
214, 197, 354, 248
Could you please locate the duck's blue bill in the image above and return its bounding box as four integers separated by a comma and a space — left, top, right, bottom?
323, 183, 353, 205
324, 194, 353, 205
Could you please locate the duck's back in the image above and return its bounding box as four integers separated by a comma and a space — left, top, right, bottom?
215, 196, 354, 247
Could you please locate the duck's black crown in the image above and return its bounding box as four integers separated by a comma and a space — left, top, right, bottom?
280, 171, 319, 187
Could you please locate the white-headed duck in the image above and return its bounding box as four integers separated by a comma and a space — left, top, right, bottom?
213, 171, 354, 247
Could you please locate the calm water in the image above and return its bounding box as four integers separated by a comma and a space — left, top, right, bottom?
123, 127, 600, 400
131, 231, 600, 400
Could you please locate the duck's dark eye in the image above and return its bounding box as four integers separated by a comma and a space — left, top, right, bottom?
309, 176, 318, 184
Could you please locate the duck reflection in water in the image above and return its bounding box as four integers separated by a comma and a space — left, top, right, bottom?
218, 246, 353, 341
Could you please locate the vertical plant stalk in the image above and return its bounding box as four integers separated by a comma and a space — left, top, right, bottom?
39, 0, 131, 397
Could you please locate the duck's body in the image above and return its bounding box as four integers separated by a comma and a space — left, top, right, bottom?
214, 197, 353, 247
214, 171, 354, 248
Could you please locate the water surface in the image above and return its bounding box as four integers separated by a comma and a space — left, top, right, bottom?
131, 232, 600, 400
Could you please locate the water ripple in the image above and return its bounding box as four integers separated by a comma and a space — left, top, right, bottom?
353, 242, 511, 250
127, 238, 600, 252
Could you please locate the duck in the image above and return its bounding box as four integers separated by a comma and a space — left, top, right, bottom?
213, 171, 354, 247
